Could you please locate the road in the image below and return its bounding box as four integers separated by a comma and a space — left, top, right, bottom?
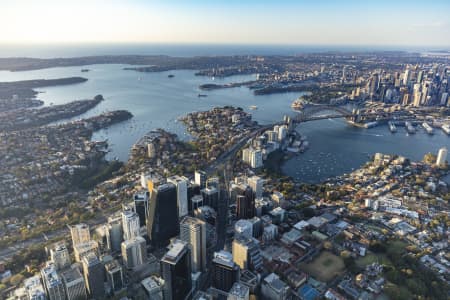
0, 215, 107, 261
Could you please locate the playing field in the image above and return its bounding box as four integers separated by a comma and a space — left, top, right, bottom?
300, 251, 345, 282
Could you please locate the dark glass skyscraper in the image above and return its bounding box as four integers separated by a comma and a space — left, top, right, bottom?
147, 183, 179, 247
161, 240, 193, 300
82, 253, 105, 299
211, 251, 240, 292
133, 191, 149, 227
201, 186, 219, 211
236, 186, 255, 219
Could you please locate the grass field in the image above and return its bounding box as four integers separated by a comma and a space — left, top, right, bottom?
356, 253, 392, 268
300, 251, 345, 282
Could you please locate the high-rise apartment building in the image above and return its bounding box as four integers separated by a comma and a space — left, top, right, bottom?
180, 216, 207, 273
167, 175, 189, 218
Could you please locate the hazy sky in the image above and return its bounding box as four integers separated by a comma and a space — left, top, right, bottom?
1, 0, 450, 46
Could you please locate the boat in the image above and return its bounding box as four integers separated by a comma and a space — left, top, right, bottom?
168, 74, 175, 78
405, 121, 416, 134
249, 105, 258, 110
442, 124, 450, 135
81, 69, 90, 72
388, 121, 397, 133
198, 94, 208, 98
364, 121, 378, 129
422, 122, 434, 135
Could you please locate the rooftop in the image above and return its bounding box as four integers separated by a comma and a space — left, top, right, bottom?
162, 239, 188, 264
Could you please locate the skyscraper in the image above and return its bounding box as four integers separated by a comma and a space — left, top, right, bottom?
147, 183, 179, 247
180, 216, 207, 273
133, 191, 150, 227
211, 251, 240, 292
167, 175, 189, 218
40, 262, 65, 300
61, 267, 87, 300
206, 177, 220, 190
234, 219, 253, 239
70, 224, 90, 247
160, 240, 193, 300
105, 259, 124, 294
106, 215, 123, 253
49, 242, 71, 271
195, 170, 207, 189
74, 240, 99, 263
201, 186, 219, 211
82, 253, 105, 299
232, 237, 262, 271
24, 275, 46, 300
121, 236, 147, 269
121, 207, 140, 241
236, 186, 255, 220
141, 276, 165, 300
247, 176, 263, 198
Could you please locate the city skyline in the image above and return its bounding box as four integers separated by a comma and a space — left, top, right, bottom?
1, 0, 450, 47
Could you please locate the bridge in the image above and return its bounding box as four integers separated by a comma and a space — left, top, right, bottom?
291, 103, 357, 123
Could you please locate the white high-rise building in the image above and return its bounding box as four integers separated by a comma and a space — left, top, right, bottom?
49, 242, 71, 270
121, 236, 147, 269
436, 147, 448, 167
70, 223, 90, 247
61, 267, 87, 300
195, 170, 207, 188
122, 208, 140, 241
250, 149, 263, 168
180, 216, 207, 273
167, 175, 189, 218
41, 262, 65, 300
247, 176, 263, 198
24, 276, 46, 300
403, 69, 410, 86
107, 215, 123, 253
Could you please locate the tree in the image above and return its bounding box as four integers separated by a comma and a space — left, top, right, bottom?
9, 274, 25, 286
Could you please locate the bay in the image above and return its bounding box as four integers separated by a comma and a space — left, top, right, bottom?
0, 65, 448, 183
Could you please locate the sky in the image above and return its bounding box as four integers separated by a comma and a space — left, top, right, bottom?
1, 0, 450, 47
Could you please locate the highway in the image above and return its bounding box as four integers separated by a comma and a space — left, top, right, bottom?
0, 215, 107, 261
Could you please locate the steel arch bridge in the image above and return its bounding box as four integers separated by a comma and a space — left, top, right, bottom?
292, 104, 355, 123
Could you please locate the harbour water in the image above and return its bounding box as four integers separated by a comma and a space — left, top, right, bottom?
0, 64, 448, 183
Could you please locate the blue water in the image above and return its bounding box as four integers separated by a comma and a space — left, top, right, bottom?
0, 64, 305, 161
0, 63, 448, 183
284, 119, 450, 183
0, 43, 441, 59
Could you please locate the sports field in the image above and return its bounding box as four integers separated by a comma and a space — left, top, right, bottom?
300, 251, 345, 282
